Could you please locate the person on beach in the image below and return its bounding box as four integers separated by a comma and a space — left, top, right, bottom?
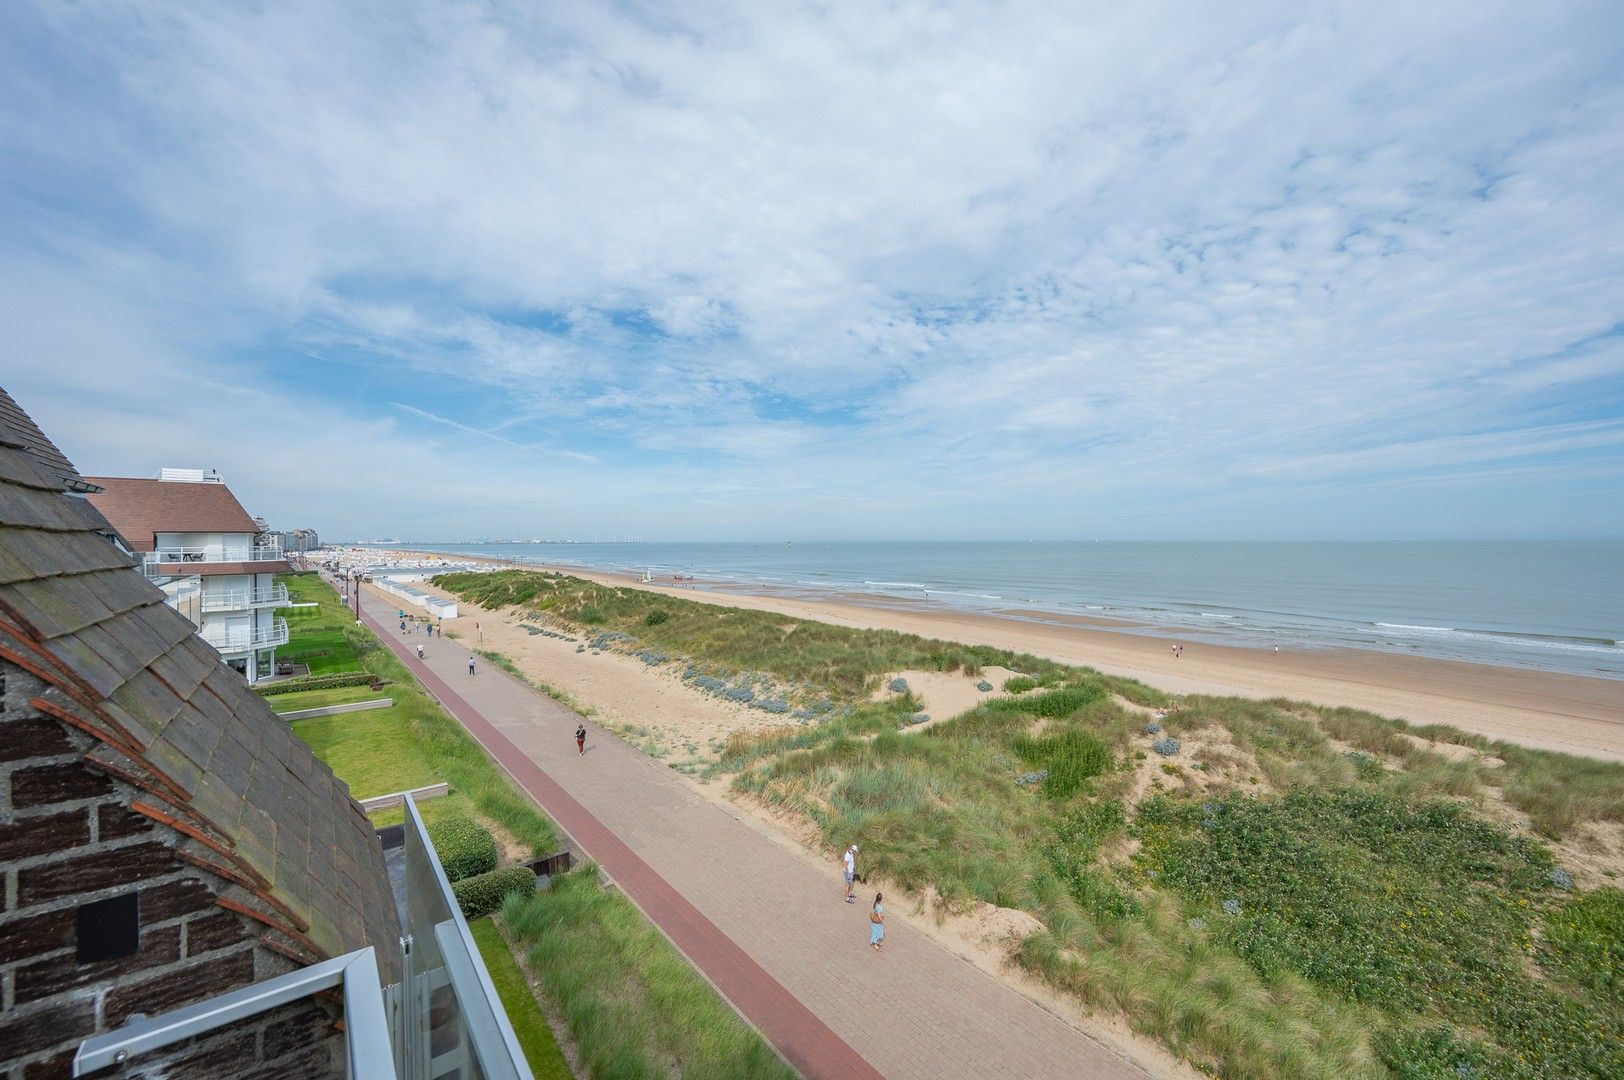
477, 621, 482, 643
575, 723, 587, 755
468, 656, 476, 676
869, 893, 885, 952
844, 844, 859, 903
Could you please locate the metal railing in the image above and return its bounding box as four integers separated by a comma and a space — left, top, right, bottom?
142, 543, 285, 577
201, 617, 289, 652
200, 583, 290, 612
72, 947, 394, 1078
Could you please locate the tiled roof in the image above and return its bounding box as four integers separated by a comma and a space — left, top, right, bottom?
0, 387, 399, 978
84, 477, 261, 551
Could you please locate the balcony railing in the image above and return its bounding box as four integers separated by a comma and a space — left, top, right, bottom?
142, 543, 285, 578
201, 617, 289, 653
200, 583, 290, 612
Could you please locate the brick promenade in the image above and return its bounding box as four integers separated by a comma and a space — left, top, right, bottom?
359, 586, 1156, 1080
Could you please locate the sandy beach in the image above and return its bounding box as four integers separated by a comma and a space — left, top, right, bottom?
347, 549, 1624, 762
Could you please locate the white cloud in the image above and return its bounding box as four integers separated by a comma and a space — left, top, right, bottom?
1, 1, 1621, 538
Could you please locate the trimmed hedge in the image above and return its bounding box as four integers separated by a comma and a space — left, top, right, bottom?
428, 817, 498, 882
452, 865, 537, 919
256, 672, 380, 697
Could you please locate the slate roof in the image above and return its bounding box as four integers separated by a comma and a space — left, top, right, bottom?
85, 476, 262, 551
0, 387, 399, 978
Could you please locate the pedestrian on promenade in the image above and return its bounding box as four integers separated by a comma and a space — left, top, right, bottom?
400, 619, 406, 634
575, 723, 587, 755
477, 621, 482, 643
468, 656, 476, 676
869, 893, 885, 952
843, 844, 859, 903
417, 644, 424, 660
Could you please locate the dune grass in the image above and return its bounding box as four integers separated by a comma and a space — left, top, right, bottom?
502, 865, 796, 1080
429, 571, 1624, 1079
435, 568, 1069, 699
469, 917, 574, 1080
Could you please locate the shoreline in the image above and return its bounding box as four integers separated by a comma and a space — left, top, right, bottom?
340, 548, 1624, 762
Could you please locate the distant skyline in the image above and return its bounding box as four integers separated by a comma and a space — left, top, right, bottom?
3, 2, 1622, 541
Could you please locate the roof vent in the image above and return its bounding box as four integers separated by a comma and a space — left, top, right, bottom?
157, 468, 223, 483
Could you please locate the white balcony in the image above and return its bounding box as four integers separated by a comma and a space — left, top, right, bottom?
200, 583, 290, 612
142, 543, 285, 577
202, 617, 289, 653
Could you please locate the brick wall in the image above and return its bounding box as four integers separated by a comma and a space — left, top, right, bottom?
0, 664, 345, 1079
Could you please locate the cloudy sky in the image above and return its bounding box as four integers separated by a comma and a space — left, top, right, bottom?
3, 1, 1621, 541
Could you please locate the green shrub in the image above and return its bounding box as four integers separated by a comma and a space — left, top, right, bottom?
644, 610, 669, 626
452, 866, 537, 918
428, 816, 499, 882
1004, 675, 1038, 693
578, 606, 605, 625
255, 672, 378, 696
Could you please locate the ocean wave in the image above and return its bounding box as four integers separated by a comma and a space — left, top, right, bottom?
1199, 612, 1238, 619
935, 590, 1005, 600
1375, 623, 1622, 653
863, 580, 929, 588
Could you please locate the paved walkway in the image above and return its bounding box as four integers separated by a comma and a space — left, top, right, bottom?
359, 586, 1155, 1080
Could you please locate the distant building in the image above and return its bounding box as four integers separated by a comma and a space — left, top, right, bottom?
85, 468, 291, 683
270, 527, 322, 554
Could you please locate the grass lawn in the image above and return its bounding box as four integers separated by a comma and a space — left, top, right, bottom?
279, 627, 363, 674
291, 709, 442, 800
266, 684, 389, 713
469, 917, 573, 1080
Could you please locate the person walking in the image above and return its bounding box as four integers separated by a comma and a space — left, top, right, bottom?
869, 893, 885, 952
416, 643, 424, 660
575, 723, 587, 755
467, 656, 476, 676
843, 844, 859, 903
476, 621, 482, 643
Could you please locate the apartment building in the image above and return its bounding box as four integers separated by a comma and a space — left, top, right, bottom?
86, 468, 291, 683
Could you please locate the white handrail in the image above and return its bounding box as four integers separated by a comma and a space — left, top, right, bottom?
201, 617, 289, 651
201, 584, 290, 611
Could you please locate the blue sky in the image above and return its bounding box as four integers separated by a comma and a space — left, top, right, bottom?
3, 1, 1622, 541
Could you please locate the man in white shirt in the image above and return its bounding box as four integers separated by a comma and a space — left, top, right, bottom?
844, 844, 859, 903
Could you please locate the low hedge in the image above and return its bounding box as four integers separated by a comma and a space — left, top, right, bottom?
428, 816, 499, 882
255, 672, 380, 697
452, 865, 537, 919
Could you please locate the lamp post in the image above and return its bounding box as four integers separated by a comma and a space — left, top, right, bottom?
351, 570, 362, 622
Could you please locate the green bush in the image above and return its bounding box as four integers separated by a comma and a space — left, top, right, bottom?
578, 606, 605, 625
1003, 675, 1038, 693
644, 609, 669, 626
255, 672, 379, 696
428, 816, 499, 882
452, 865, 536, 919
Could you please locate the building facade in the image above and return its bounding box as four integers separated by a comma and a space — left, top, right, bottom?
85, 469, 291, 683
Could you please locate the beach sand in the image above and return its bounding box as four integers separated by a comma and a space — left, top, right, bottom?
352, 550, 1624, 762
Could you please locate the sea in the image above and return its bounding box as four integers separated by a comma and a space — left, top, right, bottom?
371, 541, 1624, 680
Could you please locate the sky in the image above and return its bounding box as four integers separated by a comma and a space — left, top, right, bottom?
2, 1, 1622, 542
